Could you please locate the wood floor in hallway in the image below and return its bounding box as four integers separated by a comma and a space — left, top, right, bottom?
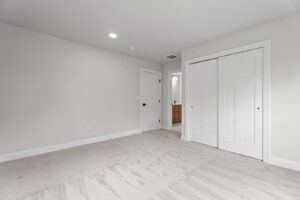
0, 130, 300, 200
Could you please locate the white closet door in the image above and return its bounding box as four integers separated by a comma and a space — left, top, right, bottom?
189, 59, 217, 147
218, 48, 263, 159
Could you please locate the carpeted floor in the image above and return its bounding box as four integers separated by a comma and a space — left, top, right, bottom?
0, 130, 300, 200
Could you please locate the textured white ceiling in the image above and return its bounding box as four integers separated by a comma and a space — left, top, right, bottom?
0, 0, 299, 63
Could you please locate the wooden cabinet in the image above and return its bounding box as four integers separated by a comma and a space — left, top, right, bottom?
172, 104, 182, 124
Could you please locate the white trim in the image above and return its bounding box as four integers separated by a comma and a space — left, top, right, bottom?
0, 129, 141, 163
183, 41, 271, 162
167, 68, 182, 130
161, 126, 170, 130
161, 125, 182, 133
263, 41, 271, 163
181, 135, 188, 141
162, 125, 183, 131
269, 156, 300, 172
186, 41, 269, 64
140, 69, 162, 132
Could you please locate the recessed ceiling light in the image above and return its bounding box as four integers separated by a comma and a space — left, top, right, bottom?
129, 46, 135, 52
108, 33, 118, 39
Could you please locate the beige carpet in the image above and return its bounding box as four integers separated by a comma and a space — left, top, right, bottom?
0, 130, 300, 200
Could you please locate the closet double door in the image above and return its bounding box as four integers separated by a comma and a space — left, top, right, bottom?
188, 48, 263, 160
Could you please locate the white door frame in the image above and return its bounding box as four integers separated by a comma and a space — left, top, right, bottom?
183, 41, 271, 162
140, 69, 162, 132
167, 68, 182, 130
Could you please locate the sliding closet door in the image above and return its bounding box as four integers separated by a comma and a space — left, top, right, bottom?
189, 59, 217, 147
218, 49, 263, 159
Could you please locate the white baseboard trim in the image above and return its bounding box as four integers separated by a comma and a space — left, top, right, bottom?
0, 129, 141, 163
161, 126, 170, 130
181, 135, 189, 141
269, 156, 300, 172
161, 125, 183, 132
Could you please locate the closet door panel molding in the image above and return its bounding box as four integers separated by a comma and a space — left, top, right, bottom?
188, 59, 218, 147
184, 41, 270, 162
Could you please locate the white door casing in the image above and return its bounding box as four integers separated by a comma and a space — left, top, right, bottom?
141, 70, 161, 132
218, 48, 263, 159
188, 59, 218, 147
167, 69, 182, 130
184, 41, 270, 162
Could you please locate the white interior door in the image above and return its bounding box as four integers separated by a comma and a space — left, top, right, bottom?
141, 70, 161, 132
218, 48, 263, 159
189, 59, 218, 147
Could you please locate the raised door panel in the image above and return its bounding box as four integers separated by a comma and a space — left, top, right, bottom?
218, 48, 263, 159
188, 59, 218, 147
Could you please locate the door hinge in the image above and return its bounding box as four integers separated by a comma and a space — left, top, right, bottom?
158, 99, 161, 103
159, 79, 161, 83
158, 119, 161, 123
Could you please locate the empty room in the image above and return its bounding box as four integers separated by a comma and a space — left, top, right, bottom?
1, 0, 300, 199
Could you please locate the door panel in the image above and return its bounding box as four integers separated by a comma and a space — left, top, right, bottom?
189, 59, 218, 147
218, 49, 263, 159
141, 71, 160, 132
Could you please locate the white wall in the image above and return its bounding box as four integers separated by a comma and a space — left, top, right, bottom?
162, 60, 181, 128
0, 23, 161, 155
171, 74, 182, 105
182, 14, 300, 164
